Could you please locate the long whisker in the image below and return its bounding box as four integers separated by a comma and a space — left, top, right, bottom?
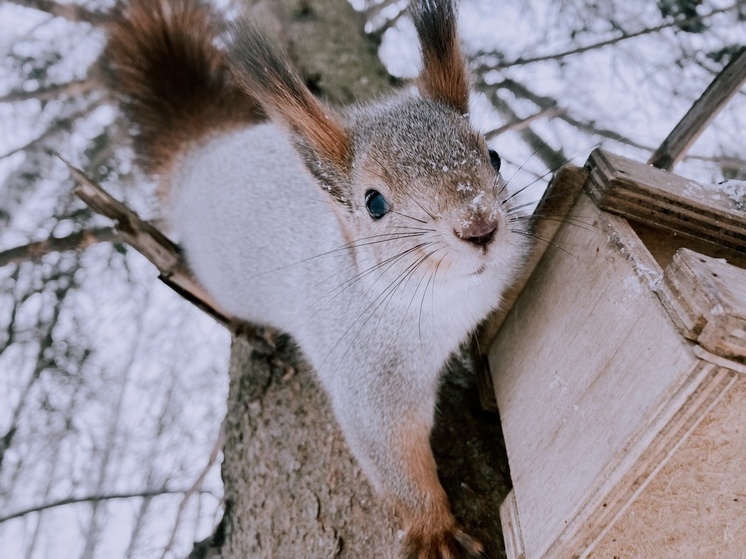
388, 225, 437, 233
403, 246, 443, 317
223, 231, 427, 290
418, 257, 440, 349
504, 198, 545, 214
509, 214, 595, 231
412, 198, 437, 221
429, 255, 444, 321
319, 243, 439, 374
503, 139, 612, 206
391, 209, 428, 224
300, 241, 435, 330
372, 243, 446, 341
493, 174, 508, 198
504, 189, 580, 214
510, 229, 578, 258
504, 126, 570, 188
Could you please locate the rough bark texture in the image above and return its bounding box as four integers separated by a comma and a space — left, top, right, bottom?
193, 1, 512, 557
206, 334, 511, 559
220, 333, 399, 558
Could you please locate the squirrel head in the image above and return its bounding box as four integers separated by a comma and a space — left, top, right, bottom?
229, 0, 524, 297
342, 93, 517, 279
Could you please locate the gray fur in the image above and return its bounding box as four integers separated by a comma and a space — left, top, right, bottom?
121, 0, 529, 554
169, 104, 526, 504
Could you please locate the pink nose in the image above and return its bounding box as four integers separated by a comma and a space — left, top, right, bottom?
455, 220, 498, 247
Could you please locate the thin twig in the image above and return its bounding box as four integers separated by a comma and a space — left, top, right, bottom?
490, 78, 651, 151
486, 107, 564, 140
477, 4, 739, 71
0, 79, 96, 104
0, 227, 119, 268
159, 423, 225, 559
5, 0, 106, 24
0, 489, 214, 524
476, 82, 567, 171
0, 106, 93, 160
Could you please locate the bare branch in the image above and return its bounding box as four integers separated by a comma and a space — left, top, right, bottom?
0, 489, 215, 524
5, 0, 106, 24
0, 79, 96, 104
486, 107, 565, 140
477, 4, 740, 71
1, 270, 75, 470
493, 78, 652, 151
362, 0, 399, 18
159, 424, 225, 559
476, 82, 567, 172
686, 154, 746, 171
364, 0, 408, 38
0, 105, 94, 160
0, 227, 119, 268
61, 158, 237, 328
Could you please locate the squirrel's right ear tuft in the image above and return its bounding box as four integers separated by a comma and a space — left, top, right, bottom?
227, 20, 351, 185
412, 0, 470, 115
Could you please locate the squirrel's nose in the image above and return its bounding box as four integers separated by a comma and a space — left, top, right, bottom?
455, 219, 498, 247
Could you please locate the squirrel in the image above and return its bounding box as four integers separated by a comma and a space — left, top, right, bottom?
104, 0, 528, 556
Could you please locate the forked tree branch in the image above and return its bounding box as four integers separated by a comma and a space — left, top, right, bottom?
0, 227, 119, 268
60, 157, 237, 328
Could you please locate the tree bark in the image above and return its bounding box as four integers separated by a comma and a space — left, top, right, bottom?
195, 1, 512, 557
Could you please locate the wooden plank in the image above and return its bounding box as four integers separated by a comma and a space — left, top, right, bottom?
489, 193, 718, 558
590, 373, 745, 558
478, 165, 588, 349
585, 149, 746, 253
576, 365, 737, 556
626, 219, 746, 270
648, 47, 746, 171
499, 490, 526, 559
656, 249, 746, 361
476, 165, 587, 410
693, 345, 746, 376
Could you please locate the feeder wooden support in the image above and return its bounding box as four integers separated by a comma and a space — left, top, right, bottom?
486, 149, 746, 558
648, 46, 746, 171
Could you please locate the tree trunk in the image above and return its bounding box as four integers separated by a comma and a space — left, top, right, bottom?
192, 1, 512, 557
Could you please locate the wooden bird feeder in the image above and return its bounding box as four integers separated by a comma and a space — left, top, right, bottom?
483, 49, 746, 558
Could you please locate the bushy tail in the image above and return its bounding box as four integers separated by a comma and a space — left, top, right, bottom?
103, 0, 263, 175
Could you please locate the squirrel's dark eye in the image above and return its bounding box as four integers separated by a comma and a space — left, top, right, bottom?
365, 189, 389, 220
488, 149, 501, 172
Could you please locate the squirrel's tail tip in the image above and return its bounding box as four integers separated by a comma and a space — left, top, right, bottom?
103, 0, 264, 176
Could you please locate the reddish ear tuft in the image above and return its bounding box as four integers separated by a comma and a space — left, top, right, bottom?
104, 0, 263, 176
227, 20, 351, 176
412, 0, 470, 115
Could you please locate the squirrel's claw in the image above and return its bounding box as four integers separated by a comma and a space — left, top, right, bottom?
401, 524, 488, 559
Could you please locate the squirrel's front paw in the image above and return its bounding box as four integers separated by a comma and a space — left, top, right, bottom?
401, 524, 486, 559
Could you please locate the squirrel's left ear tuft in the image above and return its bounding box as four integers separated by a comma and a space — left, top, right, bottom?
412, 0, 469, 115
227, 19, 351, 181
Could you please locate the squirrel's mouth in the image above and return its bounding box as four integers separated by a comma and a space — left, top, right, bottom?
471, 263, 487, 276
